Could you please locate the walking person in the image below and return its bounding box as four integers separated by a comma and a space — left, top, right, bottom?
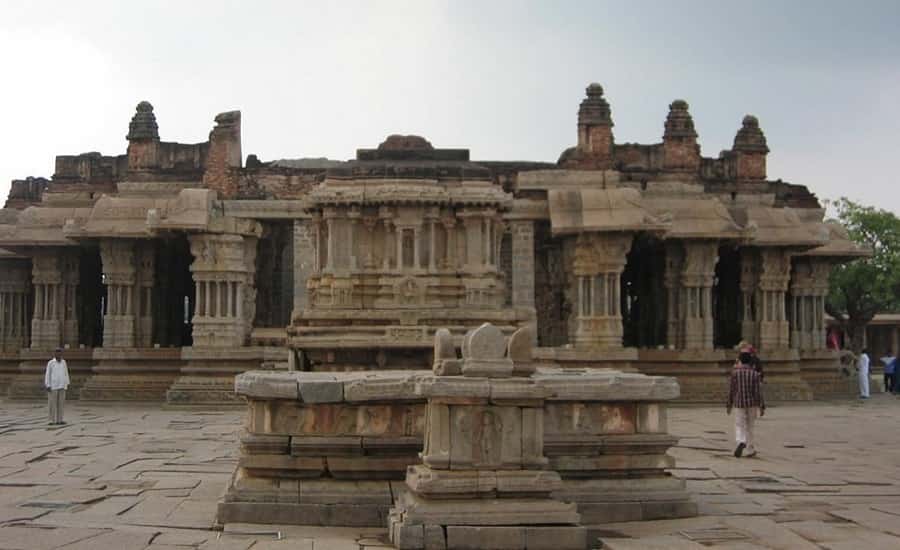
727, 351, 765, 458
44, 348, 69, 425
880, 351, 895, 393
858, 348, 870, 399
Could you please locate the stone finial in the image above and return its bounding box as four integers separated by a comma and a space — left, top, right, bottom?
732, 115, 769, 180
377, 135, 434, 151
433, 328, 462, 376
663, 99, 698, 139
460, 323, 514, 378
508, 324, 536, 376
662, 99, 700, 172
126, 101, 159, 141
578, 83, 613, 128
732, 115, 769, 153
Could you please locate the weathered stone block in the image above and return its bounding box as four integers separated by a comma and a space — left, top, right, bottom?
637, 403, 667, 433
423, 525, 447, 550
524, 527, 587, 550
446, 526, 525, 550
235, 371, 299, 400
299, 379, 343, 403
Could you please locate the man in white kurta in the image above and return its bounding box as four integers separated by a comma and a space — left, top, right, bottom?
44, 348, 69, 425
858, 348, 870, 399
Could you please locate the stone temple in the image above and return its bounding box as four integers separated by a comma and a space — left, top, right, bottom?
0, 84, 870, 547
0, 83, 865, 404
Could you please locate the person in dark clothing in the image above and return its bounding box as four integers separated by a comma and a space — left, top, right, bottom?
727, 351, 765, 458
738, 341, 764, 381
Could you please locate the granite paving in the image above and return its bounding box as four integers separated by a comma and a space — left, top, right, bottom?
0, 394, 898, 549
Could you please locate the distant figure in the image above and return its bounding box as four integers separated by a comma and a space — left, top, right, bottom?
858, 348, 871, 399
881, 351, 896, 393
727, 351, 765, 458
737, 341, 764, 381
44, 348, 70, 425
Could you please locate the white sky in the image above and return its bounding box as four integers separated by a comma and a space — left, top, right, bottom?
1, 1, 899, 212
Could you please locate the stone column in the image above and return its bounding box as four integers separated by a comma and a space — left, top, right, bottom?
30, 248, 72, 349
679, 241, 719, 349
510, 220, 535, 311
789, 256, 832, 351
461, 214, 484, 271
572, 232, 632, 349
664, 242, 684, 349
189, 233, 258, 348
0, 260, 31, 352
741, 247, 794, 350
100, 239, 138, 348
442, 217, 457, 269
739, 248, 760, 346
292, 218, 316, 319
135, 241, 155, 347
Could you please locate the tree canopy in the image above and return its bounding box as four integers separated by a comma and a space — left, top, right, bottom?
825, 198, 900, 350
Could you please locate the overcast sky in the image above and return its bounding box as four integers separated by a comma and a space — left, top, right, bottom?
1, 1, 898, 212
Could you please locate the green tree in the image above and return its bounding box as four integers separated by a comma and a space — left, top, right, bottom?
825, 198, 900, 351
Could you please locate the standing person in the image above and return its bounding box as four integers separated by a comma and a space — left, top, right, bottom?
726, 351, 765, 458
858, 348, 870, 399
880, 351, 895, 393
44, 348, 69, 425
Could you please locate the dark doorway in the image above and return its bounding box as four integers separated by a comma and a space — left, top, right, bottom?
77, 246, 105, 348
714, 245, 742, 348
153, 235, 194, 347
255, 222, 294, 328
534, 222, 570, 347
622, 235, 666, 348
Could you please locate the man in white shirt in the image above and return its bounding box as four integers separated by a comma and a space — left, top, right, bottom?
858, 348, 870, 399
44, 348, 69, 425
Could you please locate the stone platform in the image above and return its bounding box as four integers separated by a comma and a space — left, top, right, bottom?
218, 367, 695, 530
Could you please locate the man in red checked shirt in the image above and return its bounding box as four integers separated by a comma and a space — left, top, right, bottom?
727, 351, 765, 458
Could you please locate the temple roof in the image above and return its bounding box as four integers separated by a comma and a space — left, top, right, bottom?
731, 206, 828, 248
799, 221, 871, 259
0, 206, 89, 247
548, 188, 664, 236
642, 197, 745, 240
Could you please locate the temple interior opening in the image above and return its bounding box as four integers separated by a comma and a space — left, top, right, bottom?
714, 245, 742, 349
534, 221, 569, 347
79, 246, 104, 348
255, 222, 294, 329
623, 235, 666, 349
153, 236, 194, 347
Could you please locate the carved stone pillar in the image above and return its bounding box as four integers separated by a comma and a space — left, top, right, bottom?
292, 218, 316, 319
101, 239, 137, 348
743, 248, 792, 350
135, 242, 155, 347
189, 233, 258, 348
664, 242, 684, 349
679, 241, 719, 349
572, 233, 632, 349
0, 259, 31, 352
739, 248, 759, 346
510, 220, 535, 311
790, 257, 831, 351
441, 217, 457, 269
31, 248, 79, 349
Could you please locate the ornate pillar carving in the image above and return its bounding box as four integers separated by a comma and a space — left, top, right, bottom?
572, 232, 633, 349
292, 218, 316, 319
0, 259, 31, 352
664, 242, 684, 349
100, 239, 139, 348
189, 233, 258, 348
789, 256, 832, 351
680, 241, 719, 349
31, 248, 78, 349
742, 247, 792, 350
510, 220, 536, 311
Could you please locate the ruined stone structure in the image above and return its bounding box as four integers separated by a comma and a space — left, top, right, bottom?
0, 84, 868, 404
221, 323, 693, 543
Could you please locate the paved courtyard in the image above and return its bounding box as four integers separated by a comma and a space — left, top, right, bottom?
0, 395, 898, 549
